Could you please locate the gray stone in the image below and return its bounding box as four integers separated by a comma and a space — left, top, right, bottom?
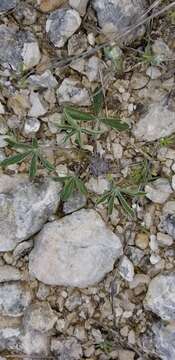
69, 0, 89, 16
0, 316, 22, 352
152, 322, 175, 360
23, 302, 57, 333
28, 70, 58, 89
127, 246, 144, 266
0, 0, 16, 13
46, 9, 81, 48
0, 26, 40, 71
0, 265, 21, 282
21, 330, 50, 356
144, 273, 175, 320
0, 282, 32, 317
145, 178, 173, 204
28, 92, 48, 117
13, 240, 34, 259
119, 255, 134, 282
65, 293, 82, 311
159, 201, 175, 240
29, 209, 123, 288
21, 42, 41, 71
92, 0, 146, 43
23, 117, 40, 136
57, 78, 91, 106
0, 175, 61, 251
68, 32, 88, 56
133, 104, 175, 141
152, 38, 172, 63
63, 191, 86, 214
86, 176, 109, 195
71, 56, 101, 82
146, 66, 161, 79
157, 232, 173, 247
51, 337, 83, 359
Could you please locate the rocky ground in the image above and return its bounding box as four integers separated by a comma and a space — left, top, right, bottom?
0, 0, 175, 359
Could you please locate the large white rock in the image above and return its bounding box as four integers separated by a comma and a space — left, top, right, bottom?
144, 273, 175, 320
152, 322, 175, 360
29, 209, 123, 288
133, 104, 175, 141
0, 175, 61, 251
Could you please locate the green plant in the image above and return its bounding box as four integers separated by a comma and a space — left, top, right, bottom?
168, 10, 175, 24
57, 105, 129, 147
135, 44, 161, 66
97, 181, 145, 217
96, 340, 113, 354
159, 135, 175, 147
53, 175, 87, 201
130, 159, 152, 187
0, 138, 55, 177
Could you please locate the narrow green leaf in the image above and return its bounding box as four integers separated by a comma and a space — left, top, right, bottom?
64, 110, 80, 129
53, 176, 70, 183
32, 138, 38, 149
61, 178, 75, 201
29, 153, 38, 178
93, 87, 104, 115
39, 156, 55, 172
108, 194, 115, 215
117, 191, 135, 218
99, 117, 129, 131
81, 128, 102, 135
5, 138, 32, 150
64, 107, 95, 121
120, 188, 146, 197
96, 191, 111, 205
75, 131, 82, 147
63, 130, 77, 144
0, 151, 32, 167
75, 178, 87, 195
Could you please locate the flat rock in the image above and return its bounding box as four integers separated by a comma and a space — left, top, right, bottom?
152, 322, 175, 360
0, 175, 61, 251
46, 8, 81, 48
23, 302, 57, 333
0, 0, 16, 13
57, 78, 91, 106
21, 330, 50, 356
144, 273, 175, 320
0, 282, 32, 317
0, 266, 21, 282
0, 316, 22, 352
145, 178, 173, 204
92, 0, 146, 43
0, 25, 40, 71
51, 337, 83, 359
133, 104, 175, 141
29, 209, 123, 288
28, 70, 58, 89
